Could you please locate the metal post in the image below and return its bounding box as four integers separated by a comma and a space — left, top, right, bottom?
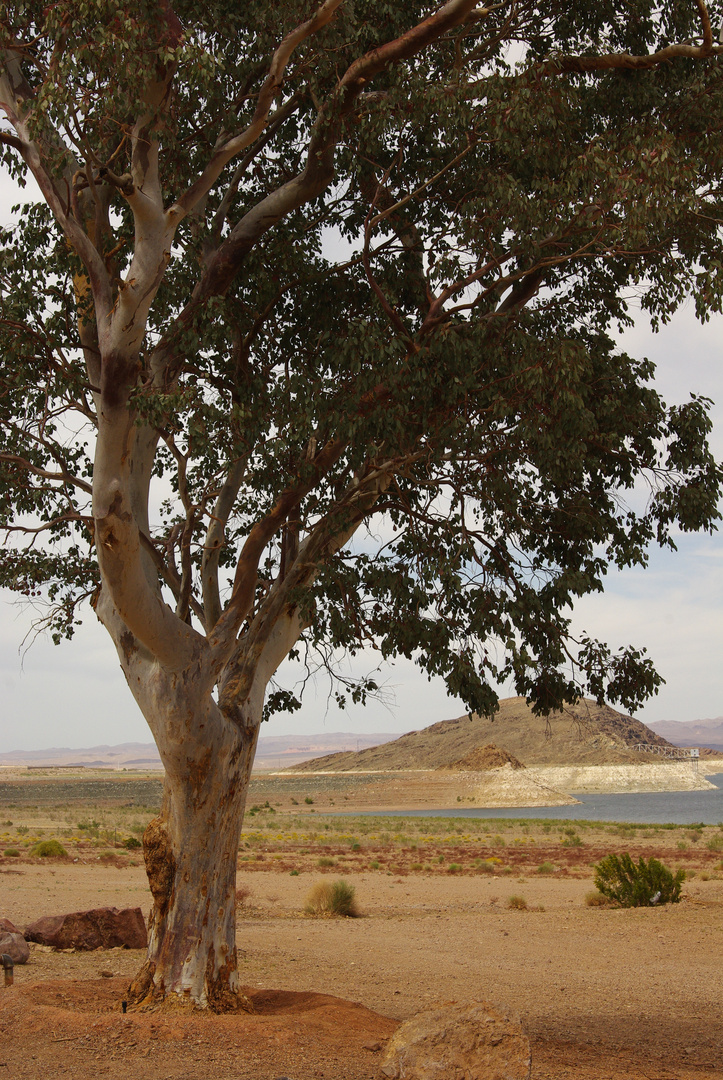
1, 954, 14, 987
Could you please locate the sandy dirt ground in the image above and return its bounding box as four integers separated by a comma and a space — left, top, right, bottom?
1, 773, 723, 1079
2, 849, 723, 1078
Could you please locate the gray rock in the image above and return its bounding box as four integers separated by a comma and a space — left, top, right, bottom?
379, 999, 531, 1080
0, 931, 30, 965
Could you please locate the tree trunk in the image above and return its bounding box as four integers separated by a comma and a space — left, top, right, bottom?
126, 687, 260, 1011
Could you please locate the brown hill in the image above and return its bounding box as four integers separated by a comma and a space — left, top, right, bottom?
289, 697, 676, 772
438, 744, 526, 771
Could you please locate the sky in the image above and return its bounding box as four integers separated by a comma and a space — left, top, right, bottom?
1, 181, 722, 753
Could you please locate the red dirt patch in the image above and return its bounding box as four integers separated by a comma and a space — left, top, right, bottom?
0, 977, 399, 1079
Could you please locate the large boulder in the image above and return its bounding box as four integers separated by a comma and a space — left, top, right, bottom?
24, 907, 147, 951
0, 919, 29, 964
379, 1000, 531, 1080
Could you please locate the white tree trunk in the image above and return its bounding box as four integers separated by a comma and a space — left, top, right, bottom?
127, 700, 260, 1010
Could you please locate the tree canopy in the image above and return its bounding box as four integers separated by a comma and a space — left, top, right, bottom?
2, 1, 723, 723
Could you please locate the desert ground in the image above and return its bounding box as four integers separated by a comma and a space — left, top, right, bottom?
1, 768, 723, 1079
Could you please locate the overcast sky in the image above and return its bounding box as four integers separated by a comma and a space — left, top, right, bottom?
1, 175, 722, 753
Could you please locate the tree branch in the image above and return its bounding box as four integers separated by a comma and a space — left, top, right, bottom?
169, 0, 344, 221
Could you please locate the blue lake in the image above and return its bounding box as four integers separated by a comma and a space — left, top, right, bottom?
348, 773, 723, 825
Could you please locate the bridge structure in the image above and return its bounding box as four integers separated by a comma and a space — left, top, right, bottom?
632, 744, 700, 773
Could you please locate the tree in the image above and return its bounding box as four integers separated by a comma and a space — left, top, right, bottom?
1, 0, 722, 1009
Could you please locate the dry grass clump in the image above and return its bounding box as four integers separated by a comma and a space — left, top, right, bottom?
507, 894, 528, 910
304, 878, 359, 917
585, 890, 612, 907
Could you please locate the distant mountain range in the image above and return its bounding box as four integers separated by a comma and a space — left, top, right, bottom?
647, 718, 723, 755
1, 708, 721, 771
0, 731, 399, 770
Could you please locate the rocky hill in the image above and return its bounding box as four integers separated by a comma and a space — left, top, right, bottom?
289, 697, 678, 771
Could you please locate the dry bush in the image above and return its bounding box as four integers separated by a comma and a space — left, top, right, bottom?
304, 879, 359, 917
585, 890, 612, 907
507, 894, 527, 910
235, 885, 253, 907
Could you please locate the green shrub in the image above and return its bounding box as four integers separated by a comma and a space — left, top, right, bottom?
29, 839, 68, 858
122, 836, 142, 849
594, 853, 684, 907
369, 860, 380, 869
3, 848, 20, 857
705, 836, 723, 851
536, 861, 556, 874
447, 863, 462, 874
305, 879, 359, 917
317, 856, 335, 867
561, 828, 583, 847
304, 796, 314, 805
507, 894, 527, 910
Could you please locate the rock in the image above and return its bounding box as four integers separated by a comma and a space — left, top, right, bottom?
0, 918, 19, 934
0, 931, 30, 965
24, 907, 147, 951
379, 1000, 531, 1080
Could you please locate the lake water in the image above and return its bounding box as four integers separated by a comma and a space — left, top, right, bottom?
354, 773, 723, 824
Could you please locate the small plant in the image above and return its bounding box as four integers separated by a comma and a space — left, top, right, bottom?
304, 796, 314, 805
447, 863, 462, 874
290, 869, 299, 876
676, 840, 688, 851
410, 862, 423, 871
235, 885, 252, 906
594, 853, 684, 907
369, 860, 380, 869
561, 828, 583, 847
122, 836, 142, 849
16, 825, 29, 835
317, 856, 335, 867
29, 839, 67, 858
536, 861, 556, 874
705, 836, 723, 851
76, 820, 99, 833
507, 895, 528, 910
3, 848, 20, 857
304, 879, 359, 917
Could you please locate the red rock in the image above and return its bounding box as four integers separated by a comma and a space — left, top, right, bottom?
379, 1000, 531, 1080
0, 918, 19, 934
24, 907, 147, 951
